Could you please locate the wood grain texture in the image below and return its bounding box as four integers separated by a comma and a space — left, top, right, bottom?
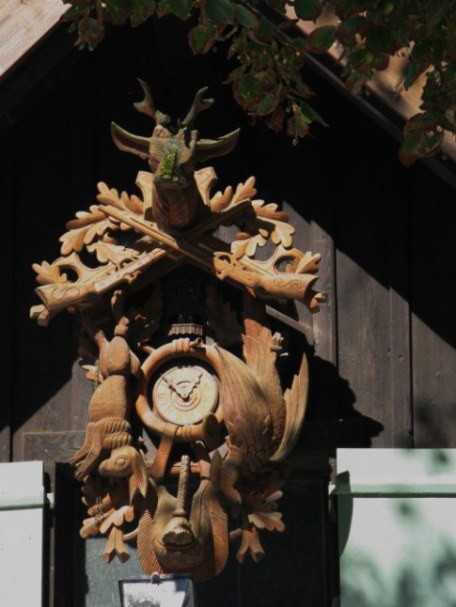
411, 170, 456, 447
0, 130, 13, 461
336, 164, 411, 447
0, 0, 66, 81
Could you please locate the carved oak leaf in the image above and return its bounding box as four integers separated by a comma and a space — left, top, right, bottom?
98, 504, 135, 534
232, 176, 257, 204
103, 527, 130, 564
66, 206, 106, 229
60, 217, 113, 255
32, 261, 67, 285
80, 365, 99, 382
236, 526, 265, 563
208, 185, 234, 213
80, 516, 101, 539
252, 200, 294, 248
87, 241, 140, 265
209, 176, 256, 213
96, 182, 144, 216
96, 183, 125, 210
121, 190, 144, 215
231, 232, 267, 260
296, 251, 322, 274
248, 510, 285, 532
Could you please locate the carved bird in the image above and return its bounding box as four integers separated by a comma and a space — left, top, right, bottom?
212, 305, 308, 503
70, 323, 140, 480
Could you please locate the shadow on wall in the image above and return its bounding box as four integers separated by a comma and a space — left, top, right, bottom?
339, 450, 456, 607
342, 535, 456, 607
302, 354, 384, 450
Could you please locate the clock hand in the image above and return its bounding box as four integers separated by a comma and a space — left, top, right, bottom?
180, 372, 203, 400
190, 372, 203, 392
163, 375, 180, 396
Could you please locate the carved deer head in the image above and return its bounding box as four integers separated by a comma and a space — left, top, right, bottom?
111, 80, 240, 191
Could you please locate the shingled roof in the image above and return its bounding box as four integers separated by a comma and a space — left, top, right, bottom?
0, 0, 66, 81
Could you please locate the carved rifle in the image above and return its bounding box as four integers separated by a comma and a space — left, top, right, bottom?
97, 203, 318, 301
33, 200, 251, 315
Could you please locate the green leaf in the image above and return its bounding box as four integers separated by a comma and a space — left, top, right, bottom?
130, 0, 156, 26
336, 0, 366, 19
294, 0, 321, 21
293, 37, 307, 50
205, 0, 234, 24
336, 14, 367, 44
306, 25, 336, 53
105, 0, 134, 24
233, 71, 274, 110
188, 22, 217, 54
347, 47, 373, 68
286, 105, 311, 143
227, 33, 243, 59
234, 4, 258, 28
366, 26, 396, 54
410, 41, 432, 64
266, 106, 285, 132
224, 64, 246, 84
65, 5, 88, 19
168, 0, 193, 19
265, 0, 286, 12
299, 100, 327, 125
256, 17, 276, 42
368, 1, 395, 24
420, 130, 443, 155
345, 70, 364, 94
428, 3, 449, 28
234, 73, 264, 99
401, 127, 422, 155
256, 87, 282, 115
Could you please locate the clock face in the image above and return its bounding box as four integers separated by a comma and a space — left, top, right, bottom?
152, 364, 218, 426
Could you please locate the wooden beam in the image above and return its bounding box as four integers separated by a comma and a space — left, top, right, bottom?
0, 0, 67, 82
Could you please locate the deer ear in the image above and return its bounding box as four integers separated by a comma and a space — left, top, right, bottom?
195, 129, 240, 162
111, 122, 151, 159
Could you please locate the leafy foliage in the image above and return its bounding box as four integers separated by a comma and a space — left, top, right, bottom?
64, 0, 456, 163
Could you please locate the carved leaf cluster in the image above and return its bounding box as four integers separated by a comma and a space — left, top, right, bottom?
209, 176, 257, 213
87, 241, 141, 265
80, 475, 135, 562
231, 198, 294, 260
32, 261, 68, 286
244, 473, 285, 533
60, 183, 145, 256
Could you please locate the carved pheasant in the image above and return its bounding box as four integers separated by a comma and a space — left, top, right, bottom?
213, 302, 309, 502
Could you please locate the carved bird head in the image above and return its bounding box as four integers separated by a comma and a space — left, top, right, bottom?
111, 80, 240, 190
98, 445, 149, 503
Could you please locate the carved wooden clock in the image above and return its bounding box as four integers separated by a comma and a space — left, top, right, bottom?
152, 363, 218, 426
30, 82, 322, 582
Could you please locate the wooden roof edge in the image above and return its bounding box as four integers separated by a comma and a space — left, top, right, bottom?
0, 0, 67, 84
289, 6, 456, 165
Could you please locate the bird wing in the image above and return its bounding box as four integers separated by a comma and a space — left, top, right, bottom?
269, 352, 308, 463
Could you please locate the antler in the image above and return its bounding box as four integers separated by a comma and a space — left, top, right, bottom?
181, 87, 214, 129
134, 79, 170, 126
